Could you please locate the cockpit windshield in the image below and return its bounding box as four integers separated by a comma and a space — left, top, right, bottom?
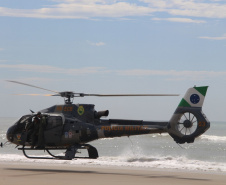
20, 116, 31, 124
14, 115, 31, 125
13, 115, 32, 133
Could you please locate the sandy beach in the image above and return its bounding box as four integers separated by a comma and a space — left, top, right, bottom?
0, 162, 225, 185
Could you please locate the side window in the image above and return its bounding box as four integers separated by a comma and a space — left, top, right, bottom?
46, 116, 63, 129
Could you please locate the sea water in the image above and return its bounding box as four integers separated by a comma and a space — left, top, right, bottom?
0, 117, 226, 172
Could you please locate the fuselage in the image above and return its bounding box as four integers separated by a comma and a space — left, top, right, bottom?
7, 104, 168, 147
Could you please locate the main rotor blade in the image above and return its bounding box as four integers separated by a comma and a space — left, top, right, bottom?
7, 80, 179, 99
78, 93, 179, 97
7, 80, 59, 94
13, 94, 53, 96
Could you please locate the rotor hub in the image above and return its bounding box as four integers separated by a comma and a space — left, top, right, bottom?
183, 120, 193, 128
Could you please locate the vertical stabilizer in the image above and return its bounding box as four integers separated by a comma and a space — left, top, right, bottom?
178, 86, 208, 108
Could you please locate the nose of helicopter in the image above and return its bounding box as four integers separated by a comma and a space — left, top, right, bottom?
6, 125, 16, 142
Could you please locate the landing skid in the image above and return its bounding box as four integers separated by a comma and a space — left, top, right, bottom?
18, 144, 99, 160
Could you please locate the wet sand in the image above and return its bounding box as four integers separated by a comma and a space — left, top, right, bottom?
0, 162, 226, 185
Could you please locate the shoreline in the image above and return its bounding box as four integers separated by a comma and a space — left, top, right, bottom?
0, 158, 225, 175
1, 153, 226, 174
1, 161, 226, 185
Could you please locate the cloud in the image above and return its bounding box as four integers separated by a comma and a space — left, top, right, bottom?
0, 0, 225, 19
94, 42, 106, 46
87, 41, 106, 46
199, 33, 226, 40
1, 64, 226, 81
0, 64, 108, 75
152, 17, 206, 23
0, 2, 152, 19
142, 0, 226, 18
116, 69, 226, 81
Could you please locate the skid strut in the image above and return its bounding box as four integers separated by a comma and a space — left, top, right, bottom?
18, 144, 99, 160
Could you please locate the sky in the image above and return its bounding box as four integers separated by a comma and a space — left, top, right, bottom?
0, 0, 226, 122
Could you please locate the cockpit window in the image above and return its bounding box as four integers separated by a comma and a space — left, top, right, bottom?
14, 115, 32, 133
46, 116, 63, 129
20, 116, 31, 123
14, 115, 31, 125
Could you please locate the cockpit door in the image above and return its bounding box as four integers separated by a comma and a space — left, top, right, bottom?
44, 116, 63, 146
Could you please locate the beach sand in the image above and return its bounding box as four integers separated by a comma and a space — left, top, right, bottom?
0, 162, 226, 185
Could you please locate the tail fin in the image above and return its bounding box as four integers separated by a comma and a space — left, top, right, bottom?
168, 86, 210, 144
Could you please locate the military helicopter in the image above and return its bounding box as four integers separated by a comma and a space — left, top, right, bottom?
4, 80, 210, 160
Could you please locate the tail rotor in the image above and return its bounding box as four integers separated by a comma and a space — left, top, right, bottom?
177, 112, 198, 136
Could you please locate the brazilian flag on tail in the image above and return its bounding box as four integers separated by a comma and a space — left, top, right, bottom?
178, 86, 208, 108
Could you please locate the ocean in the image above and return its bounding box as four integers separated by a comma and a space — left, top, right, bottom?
0, 117, 226, 173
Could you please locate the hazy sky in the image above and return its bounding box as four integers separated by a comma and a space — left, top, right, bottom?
0, 0, 226, 122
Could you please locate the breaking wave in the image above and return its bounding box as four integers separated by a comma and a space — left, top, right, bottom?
0, 133, 6, 140
0, 154, 225, 173
200, 135, 226, 142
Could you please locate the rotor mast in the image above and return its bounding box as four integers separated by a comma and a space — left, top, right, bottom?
58, 92, 74, 104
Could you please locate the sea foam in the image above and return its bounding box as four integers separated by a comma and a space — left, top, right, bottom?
0, 153, 225, 173
200, 135, 226, 142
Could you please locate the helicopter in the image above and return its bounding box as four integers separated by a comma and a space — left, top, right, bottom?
3, 80, 210, 160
